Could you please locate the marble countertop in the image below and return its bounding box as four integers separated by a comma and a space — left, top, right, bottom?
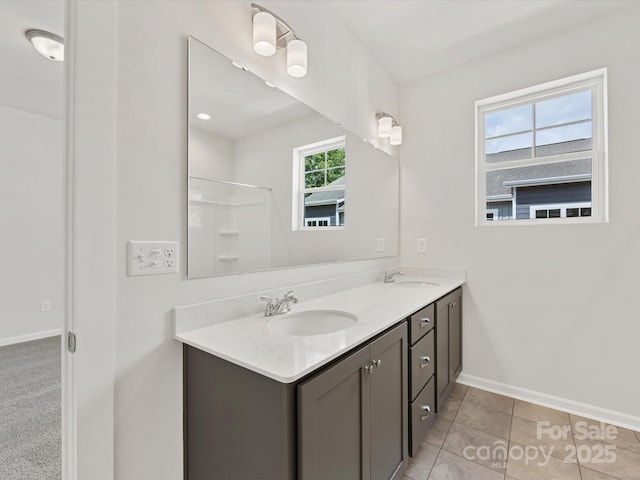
174, 276, 464, 383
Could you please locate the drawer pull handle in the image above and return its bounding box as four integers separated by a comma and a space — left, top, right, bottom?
419, 317, 431, 328
363, 365, 373, 374
420, 405, 431, 421
420, 356, 431, 368
372, 359, 382, 368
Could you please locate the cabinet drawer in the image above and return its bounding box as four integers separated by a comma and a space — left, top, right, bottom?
409, 303, 434, 344
410, 330, 434, 401
409, 376, 435, 456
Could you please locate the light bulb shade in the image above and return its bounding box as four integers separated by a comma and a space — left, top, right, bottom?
26, 30, 64, 61
253, 12, 276, 56
378, 116, 393, 138
390, 125, 403, 145
287, 39, 307, 78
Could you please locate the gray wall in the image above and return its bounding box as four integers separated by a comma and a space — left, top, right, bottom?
515, 181, 591, 219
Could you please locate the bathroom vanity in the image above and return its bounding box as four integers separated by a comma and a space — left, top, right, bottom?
175, 274, 464, 479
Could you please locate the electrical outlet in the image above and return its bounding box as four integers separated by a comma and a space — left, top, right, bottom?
128, 241, 179, 276
376, 238, 385, 253
40, 300, 51, 312
417, 238, 427, 254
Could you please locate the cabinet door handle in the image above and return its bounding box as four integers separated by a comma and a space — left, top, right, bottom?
372, 359, 382, 368
420, 356, 431, 368
420, 405, 431, 421
363, 365, 373, 374
419, 317, 431, 328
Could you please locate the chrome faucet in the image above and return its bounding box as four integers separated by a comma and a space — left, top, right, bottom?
383, 270, 404, 283
258, 290, 298, 316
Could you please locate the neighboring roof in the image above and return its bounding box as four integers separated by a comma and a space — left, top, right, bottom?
304, 176, 345, 205
486, 139, 592, 197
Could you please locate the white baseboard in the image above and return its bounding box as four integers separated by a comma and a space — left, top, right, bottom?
0, 328, 62, 347
457, 373, 640, 432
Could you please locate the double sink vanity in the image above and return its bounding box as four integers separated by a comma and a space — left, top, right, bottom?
174, 269, 464, 479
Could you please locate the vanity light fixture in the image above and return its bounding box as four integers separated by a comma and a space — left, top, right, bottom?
376, 112, 403, 146
251, 3, 308, 78
25, 29, 64, 61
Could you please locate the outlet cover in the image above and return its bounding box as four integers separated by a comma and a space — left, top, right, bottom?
376, 238, 385, 253
128, 241, 179, 276
417, 238, 427, 254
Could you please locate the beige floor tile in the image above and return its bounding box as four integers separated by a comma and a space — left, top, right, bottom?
405, 442, 440, 480
510, 416, 575, 460
442, 421, 508, 473
455, 399, 512, 439
513, 399, 570, 426
424, 415, 452, 448
449, 383, 468, 401
438, 396, 461, 421
580, 466, 621, 480
570, 415, 640, 454
506, 447, 581, 480
574, 444, 640, 480
464, 387, 514, 415
428, 450, 503, 480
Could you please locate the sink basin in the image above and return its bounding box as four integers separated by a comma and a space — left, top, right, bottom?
394, 281, 439, 288
268, 310, 357, 336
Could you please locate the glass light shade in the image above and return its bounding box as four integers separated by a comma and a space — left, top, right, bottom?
253, 12, 276, 56
26, 30, 64, 61
390, 125, 403, 145
287, 39, 307, 78
378, 116, 393, 138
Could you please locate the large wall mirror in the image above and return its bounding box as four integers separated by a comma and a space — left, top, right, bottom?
188, 36, 399, 278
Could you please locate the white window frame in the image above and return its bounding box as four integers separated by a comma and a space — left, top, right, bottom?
529, 202, 592, 219
292, 135, 346, 231
475, 68, 608, 226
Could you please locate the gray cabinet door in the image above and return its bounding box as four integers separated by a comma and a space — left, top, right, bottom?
298, 345, 371, 480
436, 298, 450, 403
449, 290, 462, 379
369, 323, 408, 480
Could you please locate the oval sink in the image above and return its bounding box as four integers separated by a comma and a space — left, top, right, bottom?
268, 310, 357, 336
394, 281, 439, 288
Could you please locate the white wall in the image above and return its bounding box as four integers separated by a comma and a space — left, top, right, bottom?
0, 105, 63, 343
400, 5, 640, 426
101, 2, 399, 479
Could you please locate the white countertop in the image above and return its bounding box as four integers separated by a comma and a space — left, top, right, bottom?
175, 276, 464, 383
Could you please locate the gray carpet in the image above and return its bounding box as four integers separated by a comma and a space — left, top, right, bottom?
0, 336, 61, 480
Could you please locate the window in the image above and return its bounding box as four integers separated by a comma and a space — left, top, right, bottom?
292, 136, 346, 230
476, 69, 608, 225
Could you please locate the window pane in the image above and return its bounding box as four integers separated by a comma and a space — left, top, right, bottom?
535, 90, 592, 128
567, 208, 579, 217
580, 207, 592, 217
305, 171, 324, 188
485, 104, 532, 138
535, 121, 592, 156
535, 210, 548, 219
486, 159, 592, 221
548, 209, 561, 218
485, 132, 533, 161
326, 167, 345, 184
305, 153, 325, 172
326, 147, 345, 167
303, 188, 345, 228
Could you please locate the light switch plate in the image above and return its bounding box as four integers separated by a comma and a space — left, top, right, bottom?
376, 238, 385, 253
128, 241, 179, 276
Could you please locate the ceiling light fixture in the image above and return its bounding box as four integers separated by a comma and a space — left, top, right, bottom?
376, 112, 403, 146
251, 3, 307, 78
25, 29, 64, 62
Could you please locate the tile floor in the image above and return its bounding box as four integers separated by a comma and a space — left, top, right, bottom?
404, 384, 640, 480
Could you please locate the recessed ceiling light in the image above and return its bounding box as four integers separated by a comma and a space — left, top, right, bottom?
231, 61, 248, 71
197, 113, 211, 120
25, 29, 64, 61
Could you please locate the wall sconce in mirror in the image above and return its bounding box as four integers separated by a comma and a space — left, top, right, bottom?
376, 112, 403, 146
251, 3, 308, 78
